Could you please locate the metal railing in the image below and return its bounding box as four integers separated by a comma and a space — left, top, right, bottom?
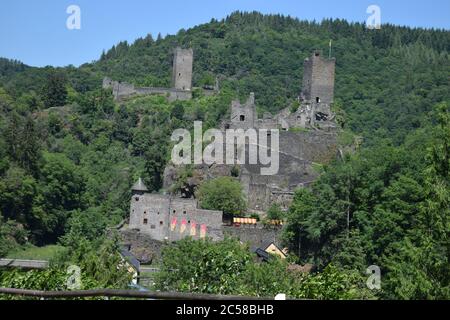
0, 259, 49, 269
0, 287, 269, 300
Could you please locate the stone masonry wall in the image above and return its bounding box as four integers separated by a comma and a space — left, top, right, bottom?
129, 193, 223, 242
102, 78, 192, 102
230, 93, 257, 129
223, 226, 284, 248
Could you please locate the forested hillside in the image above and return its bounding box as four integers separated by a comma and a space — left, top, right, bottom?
0, 11, 448, 299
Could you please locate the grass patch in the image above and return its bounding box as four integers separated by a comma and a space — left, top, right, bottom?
312, 162, 325, 173
338, 130, 356, 146
289, 127, 310, 133
6, 245, 66, 261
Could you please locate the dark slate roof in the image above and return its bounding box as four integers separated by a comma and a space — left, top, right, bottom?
260, 240, 275, 251
254, 248, 271, 262
120, 248, 141, 271
131, 178, 148, 192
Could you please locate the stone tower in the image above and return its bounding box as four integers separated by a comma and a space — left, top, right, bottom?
229, 93, 257, 130
301, 50, 336, 105
172, 47, 193, 91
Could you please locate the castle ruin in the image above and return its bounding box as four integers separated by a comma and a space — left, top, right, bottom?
231, 51, 338, 211
164, 51, 339, 212
103, 47, 212, 102
125, 50, 339, 249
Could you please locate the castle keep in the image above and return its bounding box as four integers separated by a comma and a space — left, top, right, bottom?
301, 50, 335, 105
172, 48, 193, 91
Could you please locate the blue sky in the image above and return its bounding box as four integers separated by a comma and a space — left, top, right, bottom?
1, 0, 449, 67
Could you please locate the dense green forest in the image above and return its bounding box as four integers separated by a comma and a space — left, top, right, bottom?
0, 12, 448, 299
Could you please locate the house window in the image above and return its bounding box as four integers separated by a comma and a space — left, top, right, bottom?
316, 97, 320, 103
160, 221, 163, 226
151, 225, 156, 229
183, 210, 187, 214
143, 219, 148, 225
135, 197, 139, 202
240, 115, 245, 121
173, 210, 176, 214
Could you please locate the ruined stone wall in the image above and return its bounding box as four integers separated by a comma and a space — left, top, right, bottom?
172, 48, 193, 91
269, 191, 295, 210
239, 131, 338, 175
226, 94, 336, 134
102, 79, 192, 102
237, 130, 337, 211
201, 88, 217, 97
279, 131, 338, 164
223, 226, 283, 248
103, 77, 137, 100
135, 87, 171, 95
168, 90, 192, 102
135, 87, 192, 101
255, 118, 278, 130
230, 93, 257, 130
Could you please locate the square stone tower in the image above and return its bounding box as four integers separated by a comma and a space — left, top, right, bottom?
229, 93, 257, 130
172, 47, 193, 91
301, 51, 336, 105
